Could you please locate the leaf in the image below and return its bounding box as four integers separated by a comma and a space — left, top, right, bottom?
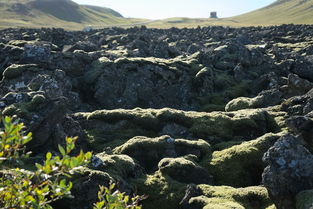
58, 145, 66, 156
46, 152, 52, 160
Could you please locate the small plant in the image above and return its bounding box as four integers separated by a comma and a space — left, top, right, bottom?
0, 116, 92, 209
93, 183, 145, 209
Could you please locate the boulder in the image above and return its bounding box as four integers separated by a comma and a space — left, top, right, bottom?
262, 134, 313, 209
158, 156, 213, 184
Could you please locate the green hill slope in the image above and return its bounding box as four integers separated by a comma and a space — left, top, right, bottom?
232, 0, 313, 25
0, 0, 144, 30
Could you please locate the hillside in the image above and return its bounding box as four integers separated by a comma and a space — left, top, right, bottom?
0, 0, 145, 30
232, 0, 313, 25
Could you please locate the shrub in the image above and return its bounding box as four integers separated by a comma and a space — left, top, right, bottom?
0, 116, 92, 208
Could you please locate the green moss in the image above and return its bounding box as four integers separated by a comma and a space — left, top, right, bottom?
2, 64, 40, 79
189, 196, 245, 209
86, 108, 159, 130
296, 189, 313, 209
206, 133, 283, 187
86, 125, 156, 153
113, 136, 211, 171
94, 153, 143, 179
189, 109, 276, 140
225, 93, 280, 112
225, 97, 255, 112
212, 141, 244, 151
198, 185, 273, 209
158, 156, 212, 184
175, 138, 211, 158
77, 108, 279, 145
132, 172, 186, 209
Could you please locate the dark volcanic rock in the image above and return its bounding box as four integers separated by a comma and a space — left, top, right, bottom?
263, 134, 313, 209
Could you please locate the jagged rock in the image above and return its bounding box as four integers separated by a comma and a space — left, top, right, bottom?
281, 88, 313, 116
281, 73, 313, 97
262, 134, 313, 209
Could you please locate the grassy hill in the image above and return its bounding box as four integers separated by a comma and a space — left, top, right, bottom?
0, 0, 145, 30
232, 0, 313, 25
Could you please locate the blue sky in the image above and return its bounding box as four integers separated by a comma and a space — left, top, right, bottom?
73, 0, 276, 19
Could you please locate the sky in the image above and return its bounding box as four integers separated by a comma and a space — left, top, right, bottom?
72, 0, 276, 19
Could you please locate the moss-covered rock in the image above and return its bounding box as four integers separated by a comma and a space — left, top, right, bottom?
189, 196, 245, 209
225, 90, 283, 112
158, 156, 213, 184
75, 107, 279, 148
207, 133, 283, 187
296, 190, 313, 209
113, 135, 210, 172
2, 64, 41, 79
1, 93, 46, 119
133, 171, 187, 209
225, 97, 256, 112
190, 185, 274, 209
91, 153, 144, 179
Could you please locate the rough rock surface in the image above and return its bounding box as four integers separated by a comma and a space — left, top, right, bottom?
263, 134, 313, 209
1, 25, 313, 209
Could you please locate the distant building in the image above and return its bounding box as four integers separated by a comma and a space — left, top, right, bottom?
210, 11, 218, 18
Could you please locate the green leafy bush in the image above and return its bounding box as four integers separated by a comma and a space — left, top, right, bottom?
0, 116, 92, 209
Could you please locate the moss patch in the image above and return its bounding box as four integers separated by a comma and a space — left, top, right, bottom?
132, 171, 187, 209
92, 153, 144, 179
158, 156, 213, 184
2, 64, 41, 79
76, 107, 279, 145
113, 135, 211, 172
207, 132, 283, 187
197, 185, 273, 209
